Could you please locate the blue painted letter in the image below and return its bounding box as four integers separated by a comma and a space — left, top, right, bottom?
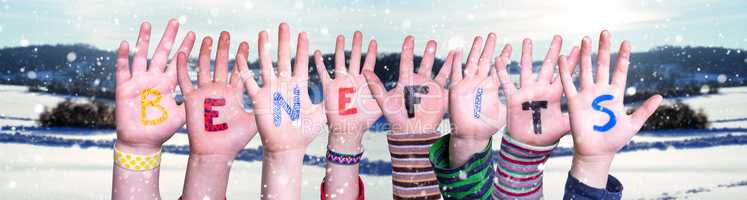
272, 86, 301, 127
473, 88, 484, 118
591, 94, 616, 132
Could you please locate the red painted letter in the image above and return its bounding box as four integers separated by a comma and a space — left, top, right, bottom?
204, 98, 228, 132
338, 87, 357, 115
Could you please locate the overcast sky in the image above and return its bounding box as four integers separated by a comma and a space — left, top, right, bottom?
1, 0, 745, 60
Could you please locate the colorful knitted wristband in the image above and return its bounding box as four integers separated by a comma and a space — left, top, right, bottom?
387, 131, 442, 200
326, 148, 364, 165
114, 145, 161, 171
493, 133, 558, 200
429, 134, 494, 200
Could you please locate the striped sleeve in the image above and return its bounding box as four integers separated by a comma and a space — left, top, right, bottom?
493, 133, 558, 200
387, 131, 442, 200
429, 134, 494, 200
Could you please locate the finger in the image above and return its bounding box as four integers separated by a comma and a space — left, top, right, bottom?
115, 41, 131, 85
399, 36, 415, 79
231, 42, 250, 88
314, 50, 332, 85
579, 37, 595, 90
464, 36, 483, 77
495, 44, 516, 96
176, 52, 194, 95
293, 32, 309, 80
237, 49, 261, 96
449, 50, 463, 86
214, 31, 230, 83
538, 35, 562, 83
555, 113, 572, 138
334, 35, 347, 75
258, 31, 274, 84
558, 55, 578, 97
611, 40, 631, 91
629, 94, 663, 134
174, 103, 186, 130
519, 38, 533, 88
435, 51, 453, 86
362, 70, 387, 107
150, 19, 179, 73
277, 23, 292, 78
197, 36, 213, 86
234, 69, 247, 105
596, 30, 612, 86
489, 66, 501, 89
553, 46, 580, 85
361, 39, 378, 73
165, 31, 196, 78
349, 31, 363, 75
132, 22, 151, 74
417, 40, 437, 77
477, 33, 496, 77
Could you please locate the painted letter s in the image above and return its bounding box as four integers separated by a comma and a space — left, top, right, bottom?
591, 94, 616, 132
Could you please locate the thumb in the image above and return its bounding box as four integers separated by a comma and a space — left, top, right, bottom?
630, 94, 663, 133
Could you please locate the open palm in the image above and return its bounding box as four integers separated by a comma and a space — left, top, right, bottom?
314, 31, 381, 138
558, 31, 662, 157
497, 36, 572, 146
115, 19, 195, 150
363, 37, 452, 133
449, 33, 507, 140
177, 32, 257, 156
239, 23, 325, 153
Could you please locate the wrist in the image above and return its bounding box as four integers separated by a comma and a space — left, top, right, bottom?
188, 154, 235, 164
182, 155, 232, 200
328, 131, 364, 153
448, 138, 490, 159
449, 133, 491, 146
448, 135, 490, 167
115, 140, 162, 155
570, 154, 614, 189
390, 122, 439, 134
264, 149, 306, 161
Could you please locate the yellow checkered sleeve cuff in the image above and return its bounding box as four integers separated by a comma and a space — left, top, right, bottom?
114, 146, 161, 171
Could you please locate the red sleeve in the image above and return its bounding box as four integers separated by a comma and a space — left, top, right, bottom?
320, 176, 365, 200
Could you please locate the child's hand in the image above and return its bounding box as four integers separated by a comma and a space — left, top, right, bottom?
558, 31, 662, 188
363, 36, 451, 133
238, 23, 324, 154
447, 33, 508, 166
115, 19, 196, 153
314, 32, 380, 148
496, 36, 572, 146
176, 32, 257, 156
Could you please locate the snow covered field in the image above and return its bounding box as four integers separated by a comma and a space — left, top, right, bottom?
1, 84, 747, 199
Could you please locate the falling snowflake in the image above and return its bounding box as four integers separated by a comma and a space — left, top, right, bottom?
244, 1, 254, 10
19, 38, 29, 47
34, 104, 44, 114
401, 19, 412, 30
27, 71, 37, 79
717, 74, 727, 84
626, 87, 637, 96
447, 36, 466, 50
320, 27, 329, 36
66, 52, 77, 62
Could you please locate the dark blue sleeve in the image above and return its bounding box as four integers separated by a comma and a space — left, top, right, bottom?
562, 172, 623, 200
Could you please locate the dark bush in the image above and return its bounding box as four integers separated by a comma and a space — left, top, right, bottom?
634, 101, 709, 131
38, 99, 115, 128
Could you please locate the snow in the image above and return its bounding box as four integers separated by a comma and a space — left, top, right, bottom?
1, 140, 745, 199
1, 84, 747, 199
675, 86, 747, 128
